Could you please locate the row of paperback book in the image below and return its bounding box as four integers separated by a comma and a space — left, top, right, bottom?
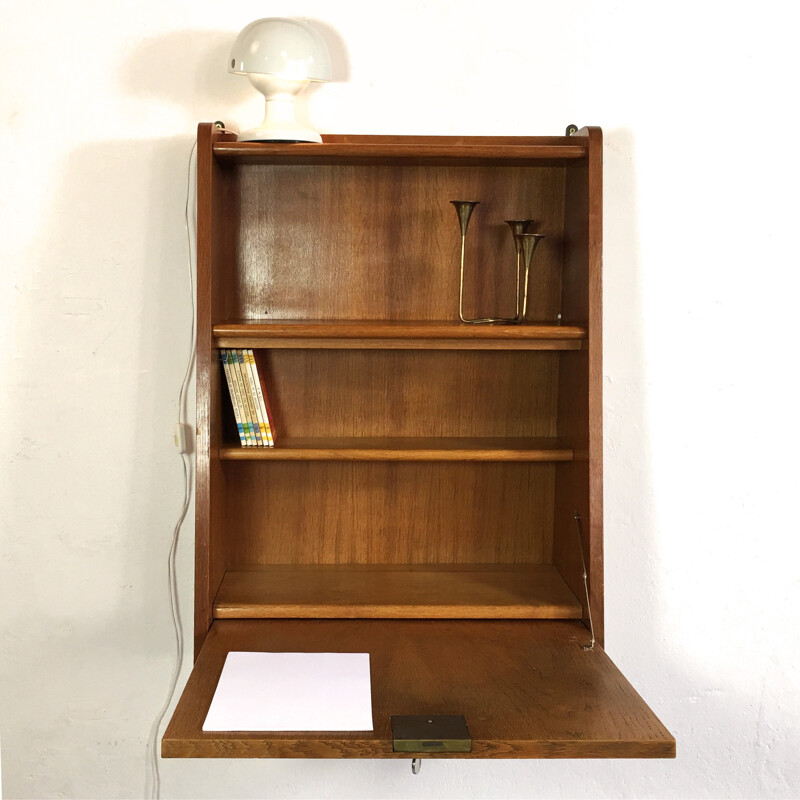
220, 349, 275, 446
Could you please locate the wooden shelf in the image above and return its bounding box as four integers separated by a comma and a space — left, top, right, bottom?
213, 565, 583, 620
162, 619, 676, 759
213, 320, 587, 350
213, 137, 589, 166
219, 437, 574, 462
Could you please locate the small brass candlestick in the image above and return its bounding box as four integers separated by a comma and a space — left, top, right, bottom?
505, 219, 533, 321
514, 232, 545, 320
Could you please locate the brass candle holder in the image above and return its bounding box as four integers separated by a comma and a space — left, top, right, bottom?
514, 231, 545, 320
451, 201, 545, 324
506, 219, 533, 321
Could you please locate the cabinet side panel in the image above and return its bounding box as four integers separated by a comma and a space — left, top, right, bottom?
585, 128, 604, 645
233, 165, 565, 322
195, 124, 238, 658
553, 351, 589, 623
554, 159, 589, 624
554, 129, 603, 645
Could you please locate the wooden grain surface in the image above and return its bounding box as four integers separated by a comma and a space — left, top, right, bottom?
585, 127, 605, 646
319, 135, 587, 146
212, 139, 589, 166
194, 123, 238, 657
180, 130, 671, 763
162, 619, 675, 758
213, 564, 582, 619
213, 320, 587, 339
224, 461, 556, 565
215, 336, 583, 351
554, 149, 592, 632
218, 437, 573, 462
553, 405, 590, 630
235, 349, 559, 439
226, 164, 566, 322
553, 127, 604, 645
214, 321, 586, 350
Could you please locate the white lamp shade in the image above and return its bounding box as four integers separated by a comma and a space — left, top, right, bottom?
229, 18, 331, 82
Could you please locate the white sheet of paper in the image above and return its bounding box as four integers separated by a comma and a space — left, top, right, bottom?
202, 651, 373, 732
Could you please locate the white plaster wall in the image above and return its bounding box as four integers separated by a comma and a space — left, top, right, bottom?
1, 1, 798, 797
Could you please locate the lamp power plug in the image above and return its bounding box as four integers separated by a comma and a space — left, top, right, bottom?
173, 423, 189, 454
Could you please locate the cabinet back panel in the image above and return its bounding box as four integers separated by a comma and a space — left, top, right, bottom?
229, 165, 565, 321
239, 350, 558, 439
224, 462, 554, 565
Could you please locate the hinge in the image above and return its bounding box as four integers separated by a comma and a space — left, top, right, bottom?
573, 511, 596, 650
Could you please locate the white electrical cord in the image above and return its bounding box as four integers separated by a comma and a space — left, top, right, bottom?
146, 138, 198, 800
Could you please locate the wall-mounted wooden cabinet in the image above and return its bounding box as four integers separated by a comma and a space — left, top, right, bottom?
162, 123, 674, 759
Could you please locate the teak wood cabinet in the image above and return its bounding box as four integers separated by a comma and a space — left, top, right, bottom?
162, 123, 675, 760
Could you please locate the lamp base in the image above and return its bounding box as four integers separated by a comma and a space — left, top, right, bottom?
239, 89, 323, 144
238, 126, 322, 144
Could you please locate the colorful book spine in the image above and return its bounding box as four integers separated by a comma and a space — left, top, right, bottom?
228, 349, 255, 445
245, 349, 275, 446
219, 348, 277, 448
220, 349, 246, 446
235, 349, 264, 446
242, 348, 268, 446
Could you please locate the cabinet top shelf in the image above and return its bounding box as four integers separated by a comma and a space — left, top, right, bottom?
213, 137, 589, 166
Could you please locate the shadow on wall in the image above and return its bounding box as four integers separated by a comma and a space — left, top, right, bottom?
0, 132, 204, 800
569, 127, 753, 798
119, 21, 350, 130
119, 30, 245, 105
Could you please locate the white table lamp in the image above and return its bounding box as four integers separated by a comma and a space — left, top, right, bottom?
229, 18, 331, 143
